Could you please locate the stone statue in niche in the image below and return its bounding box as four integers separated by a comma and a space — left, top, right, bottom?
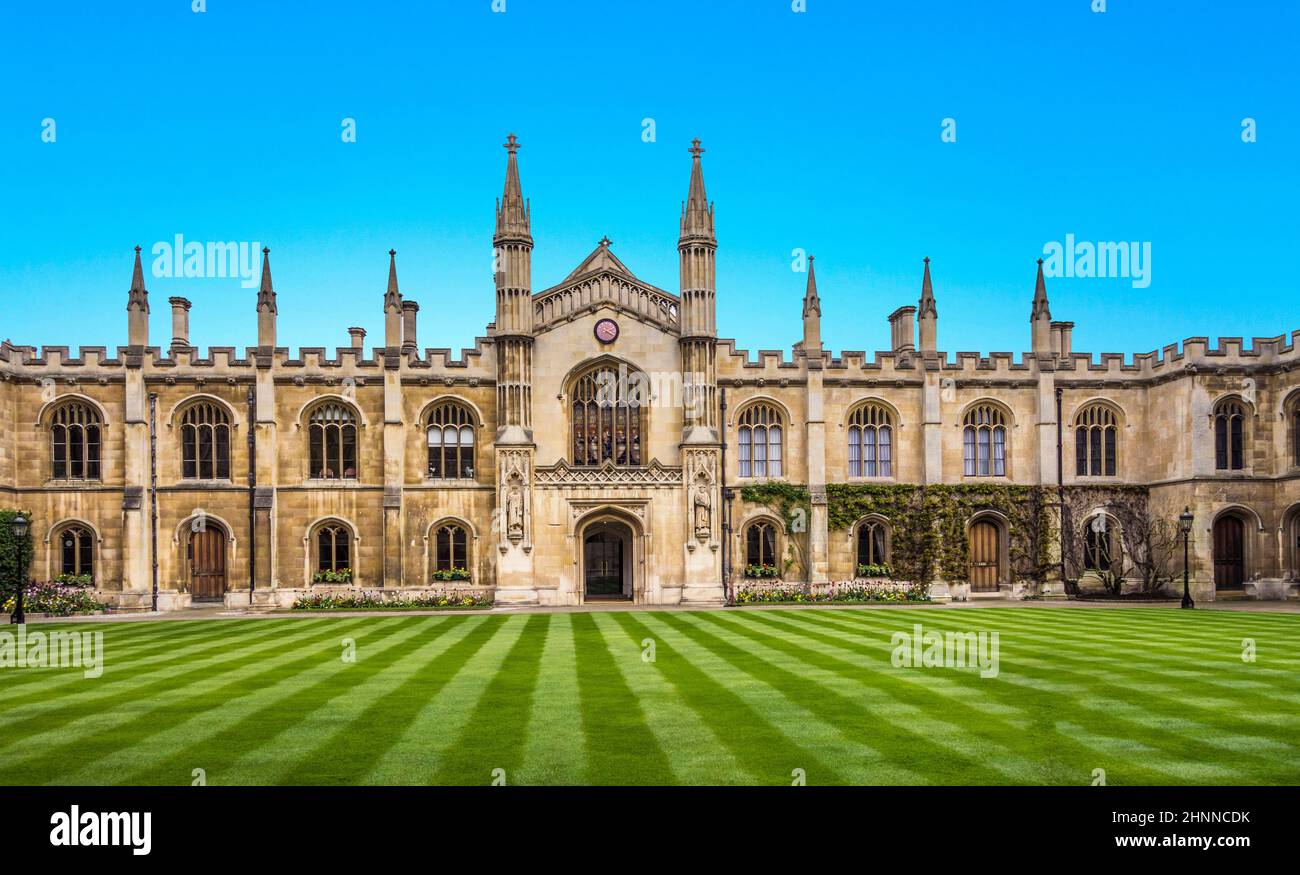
692, 475, 711, 540
506, 481, 524, 540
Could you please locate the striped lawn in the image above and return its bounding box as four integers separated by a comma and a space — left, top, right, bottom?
2, 606, 1298, 786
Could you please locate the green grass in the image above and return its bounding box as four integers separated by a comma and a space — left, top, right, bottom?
2, 606, 1298, 786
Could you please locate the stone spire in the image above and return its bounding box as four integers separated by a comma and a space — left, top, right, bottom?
384, 249, 403, 349
257, 247, 277, 349
495, 133, 531, 243
678, 138, 718, 437
127, 245, 150, 348
493, 134, 535, 440
801, 255, 822, 355
918, 256, 938, 353
1031, 257, 1052, 355
679, 138, 715, 242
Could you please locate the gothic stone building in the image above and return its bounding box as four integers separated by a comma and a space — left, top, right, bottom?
2, 137, 1298, 609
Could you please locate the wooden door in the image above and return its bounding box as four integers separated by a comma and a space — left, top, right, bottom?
190, 528, 227, 599
969, 521, 1001, 592
1213, 516, 1244, 590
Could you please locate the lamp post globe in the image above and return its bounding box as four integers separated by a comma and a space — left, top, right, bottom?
9, 513, 28, 624
1178, 506, 1194, 610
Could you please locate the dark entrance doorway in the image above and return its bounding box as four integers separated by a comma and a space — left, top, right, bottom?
583, 521, 631, 600
968, 519, 1001, 592
1213, 515, 1245, 590
189, 524, 227, 600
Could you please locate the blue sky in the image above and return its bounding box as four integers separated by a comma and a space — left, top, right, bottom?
1, 0, 1296, 358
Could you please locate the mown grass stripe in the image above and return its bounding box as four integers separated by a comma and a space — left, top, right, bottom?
689, 610, 1048, 783
0, 619, 297, 711
761, 608, 1298, 783
0, 618, 376, 784
571, 612, 677, 785
277, 615, 509, 785
514, 614, 588, 785
608, 611, 846, 786
112, 616, 438, 785
0, 618, 331, 745
585, 613, 757, 785
431, 614, 552, 785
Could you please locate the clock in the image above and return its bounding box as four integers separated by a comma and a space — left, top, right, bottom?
594, 318, 619, 344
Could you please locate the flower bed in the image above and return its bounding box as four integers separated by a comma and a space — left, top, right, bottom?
735, 579, 930, 605
290, 589, 493, 611
2, 580, 111, 616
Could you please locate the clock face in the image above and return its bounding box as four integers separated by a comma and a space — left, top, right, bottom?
594, 318, 619, 344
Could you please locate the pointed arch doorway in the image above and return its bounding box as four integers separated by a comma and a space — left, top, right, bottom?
188, 521, 228, 600
582, 519, 634, 601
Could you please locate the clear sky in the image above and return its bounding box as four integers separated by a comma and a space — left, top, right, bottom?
2, 0, 1296, 359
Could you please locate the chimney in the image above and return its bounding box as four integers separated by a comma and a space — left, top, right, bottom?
401, 300, 419, 356
348, 327, 366, 349
888, 306, 916, 353
168, 297, 191, 352
1051, 321, 1074, 359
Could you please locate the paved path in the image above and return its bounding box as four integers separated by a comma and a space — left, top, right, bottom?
15, 594, 1299, 624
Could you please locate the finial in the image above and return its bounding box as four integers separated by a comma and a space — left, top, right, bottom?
924, 256, 930, 264
1037, 257, 1044, 266
134, 245, 142, 254
389, 248, 396, 257
599, 236, 612, 248
504, 133, 520, 154
263, 246, 270, 255
688, 138, 704, 158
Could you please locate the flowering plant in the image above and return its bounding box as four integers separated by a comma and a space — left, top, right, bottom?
291, 589, 492, 610
2, 580, 108, 616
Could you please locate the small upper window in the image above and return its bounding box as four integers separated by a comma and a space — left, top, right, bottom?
738, 404, 784, 478
1213, 398, 1246, 471
848, 403, 893, 478
1075, 404, 1118, 477
50, 402, 102, 480
427, 402, 475, 480
181, 401, 231, 480
963, 404, 1006, 477
309, 402, 358, 480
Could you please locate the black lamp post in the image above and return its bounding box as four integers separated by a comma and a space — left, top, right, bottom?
1178, 506, 1194, 610
10, 513, 28, 624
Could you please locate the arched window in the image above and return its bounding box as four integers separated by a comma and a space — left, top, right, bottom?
962, 404, 1006, 477
308, 402, 358, 480
1213, 398, 1246, 471
50, 402, 101, 480
180, 401, 231, 480
315, 523, 352, 575
56, 524, 95, 580
856, 519, 889, 568
848, 403, 893, 477
1075, 404, 1118, 477
571, 365, 643, 467
1289, 394, 1300, 468
745, 521, 778, 570
1082, 515, 1116, 572
432, 523, 470, 578
738, 404, 783, 478
427, 402, 475, 479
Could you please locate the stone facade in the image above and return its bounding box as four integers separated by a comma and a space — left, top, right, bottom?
2, 137, 1298, 609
